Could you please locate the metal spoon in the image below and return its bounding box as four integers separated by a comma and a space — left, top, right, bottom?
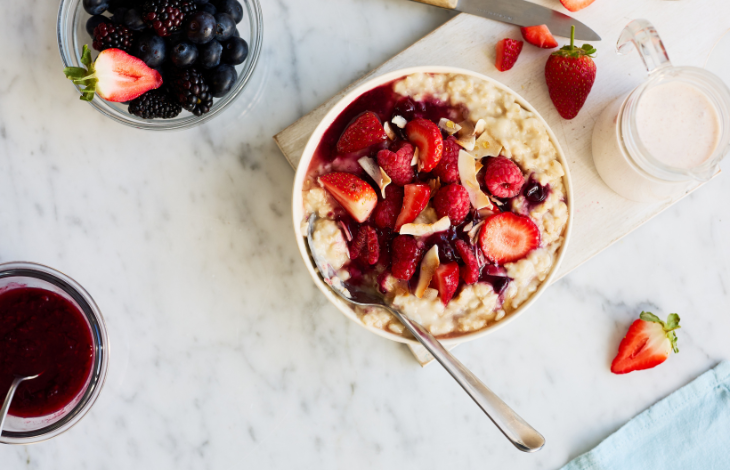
0, 374, 42, 433
306, 214, 545, 452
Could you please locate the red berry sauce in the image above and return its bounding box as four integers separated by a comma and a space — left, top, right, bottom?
0, 287, 94, 418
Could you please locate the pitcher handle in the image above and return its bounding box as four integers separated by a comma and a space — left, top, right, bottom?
617, 19, 672, 74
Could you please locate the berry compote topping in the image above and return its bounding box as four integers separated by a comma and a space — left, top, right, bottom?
0, 287, 94, 418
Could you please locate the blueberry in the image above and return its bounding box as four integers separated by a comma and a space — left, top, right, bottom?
166, 31, 186, 45
232, 27, 240, 38
215, 0, 243, 23
207, 64, 237, 97
201, 3, 216, 15
193, 0, 209, 3
524, 182, 547, 203
111, 6, 128, 24
221, 37, 248, 65
198, 40, 222, 69
86, 14, 111, 36
185, 11, 216, 44
213, 13, 235, 42
171, 41, 199, 68
123, 8, 146, 31
83, 0, 110, 15
133, 32, 166, 68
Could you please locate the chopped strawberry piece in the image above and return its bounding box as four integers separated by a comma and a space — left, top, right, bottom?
318, 172, 378, 223
431, 136, 460, 184
495, 38, 524, 72
405, 118, 443, 172
455, 240, 479, 285
373, 185, 404, 230
560, 0, 596, 12
520, 25, 558, 49
611, 312, 681, 374
395, 183, 431, 231
433, 184, 470, 225
336, 111, 388, 154
430, 262, 460, 304
349, 226, 380, 265
483, 156, 525, 198
377, 144, 415, 186
391, 235, 423, 281
478, 212, 540, 265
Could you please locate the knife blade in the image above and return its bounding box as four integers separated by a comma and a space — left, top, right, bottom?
411, 0, 601, 41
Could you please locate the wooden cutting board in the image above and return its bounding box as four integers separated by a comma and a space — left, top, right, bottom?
274, 11, 720, 365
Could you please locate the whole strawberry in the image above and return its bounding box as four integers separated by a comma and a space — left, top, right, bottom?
544, 25, 596, 119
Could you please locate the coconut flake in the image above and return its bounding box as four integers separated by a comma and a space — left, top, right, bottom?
438, 118, 462, 135
462, 221, 474, 232
474, 119, 486, 136
358, 157, 390, 198
458, 150, 493, 210
400, 216, 451, 237
467, 220, 485, 245
411, 147, 419, 166
455, 134, 476, 151
470, 130, 502, 158
415, 245, 440, 298
477, 207, 498, 219
383, 121, 396, 140
428, 177, 441, 199
392, 115, 407, 128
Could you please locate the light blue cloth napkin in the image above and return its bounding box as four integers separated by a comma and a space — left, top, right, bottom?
561, 361, 730, 470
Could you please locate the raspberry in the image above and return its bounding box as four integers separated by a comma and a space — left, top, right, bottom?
391, 235, 422, 281
373, 185, 403, 229
484, 156, 525, 198
431, 136, 460, 183
349, 226, 379, 265
377, 145, 414, 186
455, 240, 479, 284
433, 184, 470, 225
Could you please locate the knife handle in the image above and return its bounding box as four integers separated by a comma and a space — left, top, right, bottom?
410, 0, 458, 10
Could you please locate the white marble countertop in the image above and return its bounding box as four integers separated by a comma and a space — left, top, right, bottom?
1, 0, 730, 468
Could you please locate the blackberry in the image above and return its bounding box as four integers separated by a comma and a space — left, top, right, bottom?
171, 67, 213, 116
142, 0, 197, 37
128, 89, 182, 119
93, 23, 135, 52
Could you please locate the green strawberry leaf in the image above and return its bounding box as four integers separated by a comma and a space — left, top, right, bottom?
63, 67, 88, 80
81, 44, 92, 68
63, 45, 98, 101
553, 25, 597, 59
666, 313, 681, 331
639, 311, 663, 325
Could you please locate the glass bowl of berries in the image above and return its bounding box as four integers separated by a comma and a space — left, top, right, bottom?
57, 0, 263, 130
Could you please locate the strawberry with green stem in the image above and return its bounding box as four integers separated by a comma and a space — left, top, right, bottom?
544, 25, 596, 119
64, 45, 162, 102
611, 312, 681, 374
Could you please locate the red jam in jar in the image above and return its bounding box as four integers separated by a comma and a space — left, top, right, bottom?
0, 287, 94, 417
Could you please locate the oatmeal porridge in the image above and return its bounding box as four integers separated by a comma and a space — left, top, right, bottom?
301, 72, 569, 339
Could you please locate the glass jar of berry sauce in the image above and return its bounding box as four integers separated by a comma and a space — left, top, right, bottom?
0, 262, 109, 444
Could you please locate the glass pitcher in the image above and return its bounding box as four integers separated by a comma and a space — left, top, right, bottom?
592, 19, 730, 202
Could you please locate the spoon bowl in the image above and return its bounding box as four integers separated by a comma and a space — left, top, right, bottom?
0, 374, 42, 433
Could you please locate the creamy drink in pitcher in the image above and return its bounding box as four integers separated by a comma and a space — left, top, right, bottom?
592, 20, 730, 202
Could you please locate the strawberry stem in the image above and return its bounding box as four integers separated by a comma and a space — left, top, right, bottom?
570, 25, 575, 49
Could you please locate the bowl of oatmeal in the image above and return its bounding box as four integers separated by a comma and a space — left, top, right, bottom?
292, 66, 573, 346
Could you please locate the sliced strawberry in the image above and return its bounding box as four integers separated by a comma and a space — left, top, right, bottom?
495, 38, 524, 72
560, 0, 596, 12
405, 118, 443, 172
455, 239, 479, 285
391, 235, 423, 281
520, 25, 558, 49
318, 172, 378, 223
394, 183, 431, 231
373, 184, 404, 230
336, 111, 388, 154
611, 312, 681, 374
64, 46, 162, 102
478, 212, 540, 264
430, 262, 460, 305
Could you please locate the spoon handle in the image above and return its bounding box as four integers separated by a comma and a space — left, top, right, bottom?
0, 377, 24, 434
389, 308, 545, 452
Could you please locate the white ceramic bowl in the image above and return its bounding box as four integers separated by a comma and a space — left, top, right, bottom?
292, 66, 574, 347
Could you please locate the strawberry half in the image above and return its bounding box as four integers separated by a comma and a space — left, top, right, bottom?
560, 0, 596, 12
545, 26, 597, 119
63, 45, 162, 102
478, 212, 540, 265
611, 312, 681, 374
406, 118, 443, 172
318, 172, 378, 223
395, 183, 431, 231
430, 262, 460, 305
336, 111, 388, 154
495, 39, 524, 72
520, 25, 558, 49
